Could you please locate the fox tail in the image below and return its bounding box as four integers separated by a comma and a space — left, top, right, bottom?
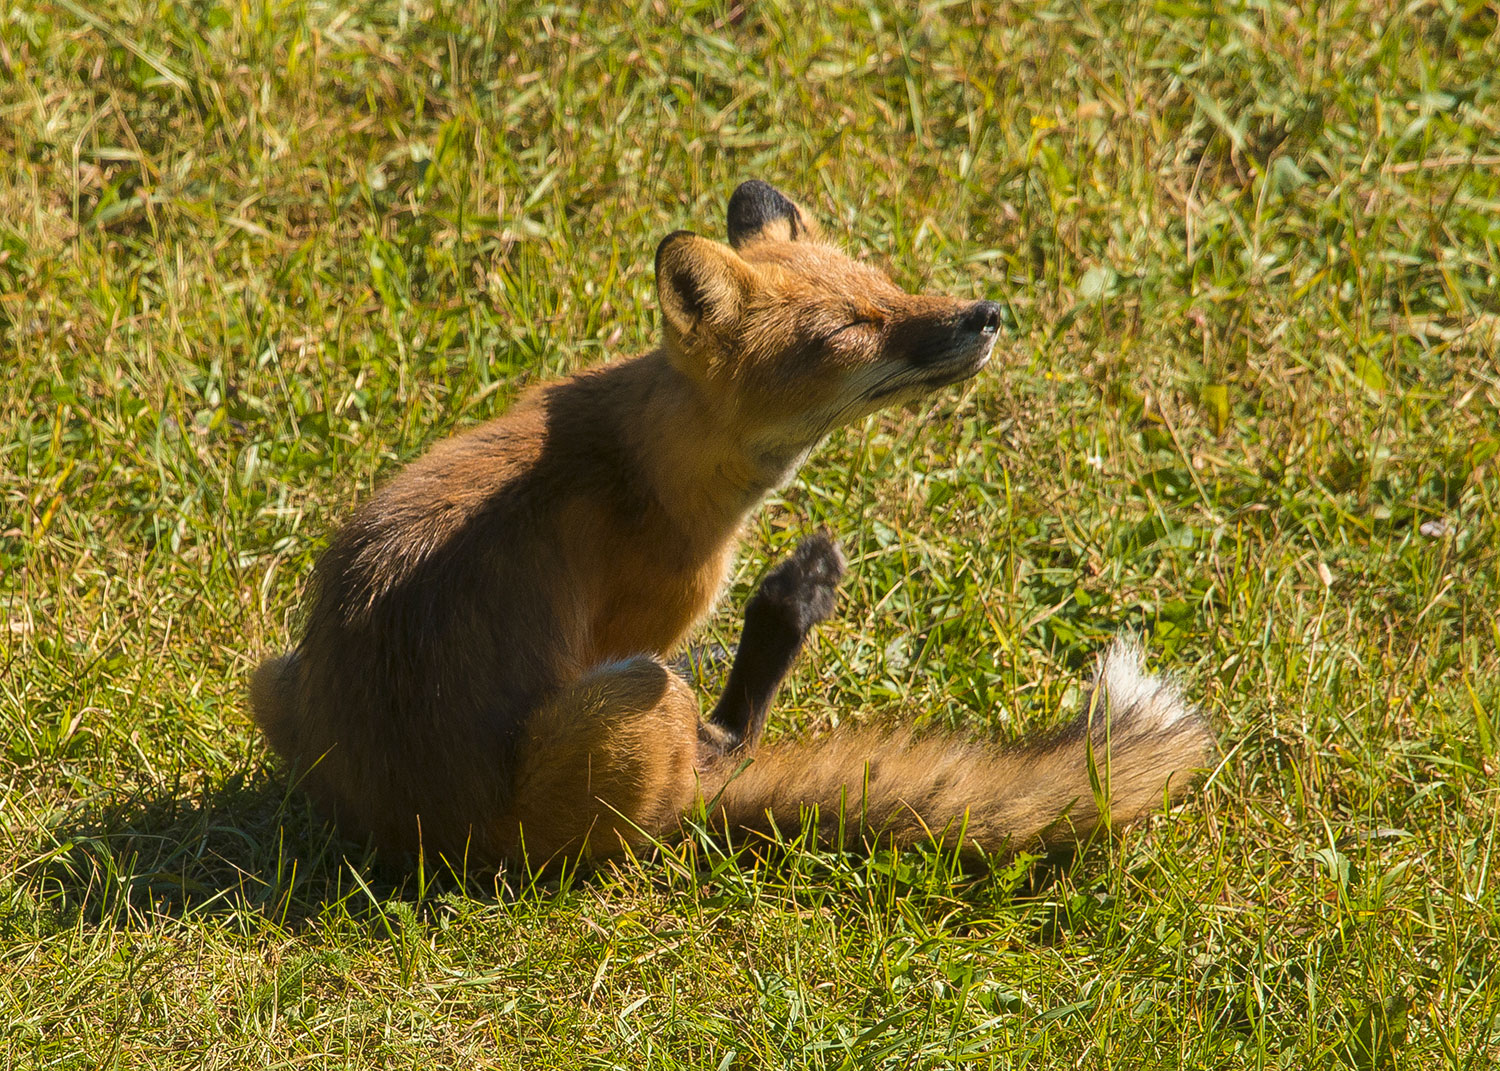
709, 638, 1211, 856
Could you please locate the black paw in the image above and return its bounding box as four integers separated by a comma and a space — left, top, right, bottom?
750, 530, 847, 634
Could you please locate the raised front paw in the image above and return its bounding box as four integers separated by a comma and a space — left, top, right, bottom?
751, 529, 847, 634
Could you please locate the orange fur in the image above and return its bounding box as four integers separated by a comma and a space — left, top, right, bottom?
710, 640, 1212, 856
250, 182, 1211, 870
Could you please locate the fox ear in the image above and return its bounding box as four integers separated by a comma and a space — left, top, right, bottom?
655, 230, 753, 345
726, 180, 822, 248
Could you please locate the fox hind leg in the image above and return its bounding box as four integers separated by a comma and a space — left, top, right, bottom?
498, 656, 703, 868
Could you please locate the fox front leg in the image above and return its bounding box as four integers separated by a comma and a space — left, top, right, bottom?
701, 532, 846, 755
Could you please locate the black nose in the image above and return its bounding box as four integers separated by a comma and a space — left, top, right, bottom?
961, 301, 1003, 335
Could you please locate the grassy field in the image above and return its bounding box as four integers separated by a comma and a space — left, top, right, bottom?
3, 0, 1499, 1066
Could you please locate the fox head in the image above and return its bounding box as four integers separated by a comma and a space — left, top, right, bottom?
655, 180, 1002, 478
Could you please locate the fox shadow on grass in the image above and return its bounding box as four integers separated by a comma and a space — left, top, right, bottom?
28, 751, 1089, 934
28, 767, 479, 932
27, 645, 738, 929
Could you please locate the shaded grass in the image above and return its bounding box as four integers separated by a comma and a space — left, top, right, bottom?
3, 0, 1499, 1066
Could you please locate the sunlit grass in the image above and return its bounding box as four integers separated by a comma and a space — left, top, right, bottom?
2, 1, 1498, 1066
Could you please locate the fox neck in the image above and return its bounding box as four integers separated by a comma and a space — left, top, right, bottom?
623, 350, 800, 548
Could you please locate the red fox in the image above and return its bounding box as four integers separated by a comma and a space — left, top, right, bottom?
250, 181, 1211, 870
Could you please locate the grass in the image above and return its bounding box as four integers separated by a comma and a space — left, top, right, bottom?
2, 0, 1498, 1066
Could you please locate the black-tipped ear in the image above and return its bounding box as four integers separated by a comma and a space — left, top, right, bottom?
655, 230, 752, 345
727, 180, 821, 248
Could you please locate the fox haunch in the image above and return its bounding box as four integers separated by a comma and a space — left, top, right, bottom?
251, 181, 1212, 870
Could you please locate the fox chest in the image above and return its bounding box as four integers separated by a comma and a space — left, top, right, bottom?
585, 543, 732, 661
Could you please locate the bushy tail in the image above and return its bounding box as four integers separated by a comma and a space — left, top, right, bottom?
709, 639, 1212, 856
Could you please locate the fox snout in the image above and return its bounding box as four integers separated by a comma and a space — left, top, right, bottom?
935, 299, 1004, 364
886, 298, 1003, 390
962, 300, 1004, 337
954, 299, 1004, 370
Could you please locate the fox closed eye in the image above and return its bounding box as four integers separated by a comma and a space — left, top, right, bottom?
827, 318, 881, 341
